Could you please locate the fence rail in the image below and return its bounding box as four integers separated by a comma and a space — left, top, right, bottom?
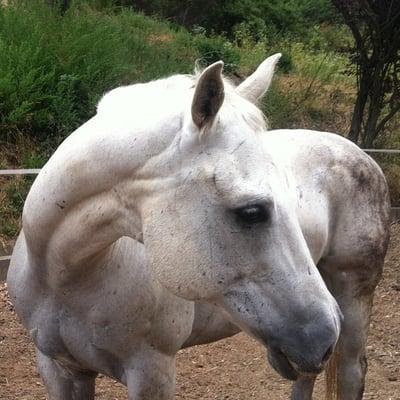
0, 168, 41, 175
363, 149, 400, 154
1, 148, 399, 281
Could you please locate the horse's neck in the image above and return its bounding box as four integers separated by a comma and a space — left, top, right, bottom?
23, 109, 182, 279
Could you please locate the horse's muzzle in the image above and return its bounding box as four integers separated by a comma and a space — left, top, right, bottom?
220, 279, 342, 378
266, 316, 339, 377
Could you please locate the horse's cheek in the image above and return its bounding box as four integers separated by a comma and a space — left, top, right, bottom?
142, 224, 209, 300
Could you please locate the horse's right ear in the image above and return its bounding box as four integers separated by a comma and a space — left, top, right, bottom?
236, 53, 281, 103
191, 61, 225, 129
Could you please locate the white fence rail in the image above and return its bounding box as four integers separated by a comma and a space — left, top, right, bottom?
363, 149, 400, 154
0, 169, 41, 175
1, 148, 399, 280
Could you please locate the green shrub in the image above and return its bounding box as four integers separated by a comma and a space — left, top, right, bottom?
262, 81, 297, 129
123, 0, 339, 39
0, 176, 33, 239
277, 51, 294, 74
0, 1, 198, 144
0, 1, 352, 148
194, 35, 240, 73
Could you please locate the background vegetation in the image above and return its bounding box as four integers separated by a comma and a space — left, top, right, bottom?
0, 0, 399, 248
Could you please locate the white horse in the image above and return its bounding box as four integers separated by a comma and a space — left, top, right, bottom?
7, 54, 389, 400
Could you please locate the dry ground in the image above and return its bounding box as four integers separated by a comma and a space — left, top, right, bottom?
1, 224, 399, 400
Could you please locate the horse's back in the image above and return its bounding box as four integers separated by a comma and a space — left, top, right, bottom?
263, 129, 390, 280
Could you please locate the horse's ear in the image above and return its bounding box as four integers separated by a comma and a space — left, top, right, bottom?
191, 61, 225, 129
236, 53, 281, 104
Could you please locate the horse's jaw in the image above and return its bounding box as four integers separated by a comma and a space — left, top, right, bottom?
267, 346, 299, 381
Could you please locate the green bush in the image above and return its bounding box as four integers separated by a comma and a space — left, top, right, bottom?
194, 35, 240, 73
0, 0, 351, 146
5, 1, 330, 146
262, 81, 297, 128
0, 1, 198, 144
123, 0, 339, 39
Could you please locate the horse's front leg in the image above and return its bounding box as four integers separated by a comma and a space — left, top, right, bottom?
126, 347, 176, 400
36, 349, 97, 400
290, 375, 316, 400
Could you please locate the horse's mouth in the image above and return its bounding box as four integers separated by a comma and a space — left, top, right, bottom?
267, 347, 299, 381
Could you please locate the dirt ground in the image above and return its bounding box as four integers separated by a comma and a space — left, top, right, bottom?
1, 223, 399, 400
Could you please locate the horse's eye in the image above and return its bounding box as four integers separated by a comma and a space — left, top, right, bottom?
234, 204, 269, 225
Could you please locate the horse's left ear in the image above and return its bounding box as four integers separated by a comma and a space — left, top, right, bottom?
191, 61, 225, 129
236, 53, 281, 103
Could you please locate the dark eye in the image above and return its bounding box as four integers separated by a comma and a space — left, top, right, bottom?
234, 204, 269, 225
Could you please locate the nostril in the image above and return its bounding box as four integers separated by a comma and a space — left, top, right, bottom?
322, 344, 334, 364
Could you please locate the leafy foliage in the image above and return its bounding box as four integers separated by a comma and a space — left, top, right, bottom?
124, 0, 338, 38
0, 1, 200, 143
0, 0, 349, 147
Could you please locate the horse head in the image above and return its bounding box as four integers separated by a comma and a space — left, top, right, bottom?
135, 54, 342, 379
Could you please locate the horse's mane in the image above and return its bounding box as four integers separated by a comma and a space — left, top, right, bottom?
97, 70, 267, 135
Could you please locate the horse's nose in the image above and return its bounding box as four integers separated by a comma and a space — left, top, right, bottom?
321, 342, 335, 364
277, 319, 339, 374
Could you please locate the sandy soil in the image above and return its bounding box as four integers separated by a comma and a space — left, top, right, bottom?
1, 224, 399, 400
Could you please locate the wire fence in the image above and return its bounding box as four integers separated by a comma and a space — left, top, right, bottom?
1, 148, 399, 280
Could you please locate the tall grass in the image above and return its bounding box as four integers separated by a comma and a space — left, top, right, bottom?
0, 1, 205, 143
